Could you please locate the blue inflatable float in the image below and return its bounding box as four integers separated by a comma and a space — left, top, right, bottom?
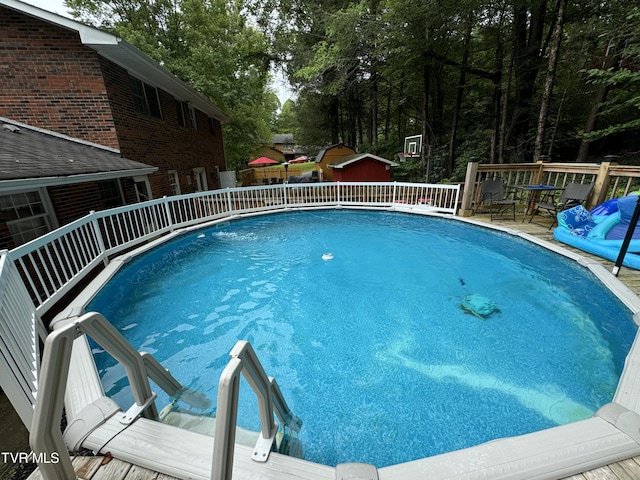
553, 195, 640, 270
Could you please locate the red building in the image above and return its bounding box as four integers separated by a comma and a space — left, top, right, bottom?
328, 153, 398, 182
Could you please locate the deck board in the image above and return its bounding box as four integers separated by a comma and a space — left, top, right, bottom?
27, 211, 640, 480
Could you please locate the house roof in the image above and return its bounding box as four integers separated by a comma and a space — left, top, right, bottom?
0, 0, 232, 124
273, 134, 294, 144
315, 143, 353, 163
0, 118, 157, 193
327, 153, 399, 169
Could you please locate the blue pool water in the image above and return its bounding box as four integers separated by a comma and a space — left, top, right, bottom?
88, 210, 637, 467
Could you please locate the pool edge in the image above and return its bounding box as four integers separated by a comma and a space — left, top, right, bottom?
55, 207, 640, 480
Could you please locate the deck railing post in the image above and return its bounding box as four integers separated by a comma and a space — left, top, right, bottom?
591, 160, 615, 210
162, 196, 175, 232
532, 160, 546, 185
88, 211, 108, 267
460, 161, 479, 216
226, 188, 234, 214
283, 182, 289, 207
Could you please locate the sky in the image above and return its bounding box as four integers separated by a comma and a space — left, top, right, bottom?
22, 0, 71, 17
19, 0, 294, 104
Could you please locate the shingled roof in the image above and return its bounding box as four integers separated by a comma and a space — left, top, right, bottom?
0, 118, 156, 192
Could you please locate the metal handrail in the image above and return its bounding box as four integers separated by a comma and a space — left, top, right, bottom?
212, 340, 302, 480
31, 311, 203, 480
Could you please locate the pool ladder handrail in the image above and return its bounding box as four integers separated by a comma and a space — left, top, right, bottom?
30, 311, 207, 480
212, 340, 303, 480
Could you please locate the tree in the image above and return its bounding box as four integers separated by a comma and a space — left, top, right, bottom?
65, 0, 277, 172
251, 0, 640, 173
534, 0, 569, 161
580, 6, 640, 152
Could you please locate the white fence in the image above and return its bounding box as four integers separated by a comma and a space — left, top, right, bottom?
7, 182, 460, 317
0, 252, 47, 430
0, 182, 458, 430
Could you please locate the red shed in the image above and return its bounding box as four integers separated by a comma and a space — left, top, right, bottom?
328, 153, 398, 182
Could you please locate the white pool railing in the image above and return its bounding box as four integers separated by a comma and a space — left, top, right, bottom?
7, 182, 459, 318
0, 181, 459, 480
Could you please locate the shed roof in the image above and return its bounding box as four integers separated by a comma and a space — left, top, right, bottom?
0, 118, 157, 192
315, 143, 356, 163
327, 153, 399, 169
0, 0, 231, 124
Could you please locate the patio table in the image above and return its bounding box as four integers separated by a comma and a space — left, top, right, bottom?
508, 184, 565, 222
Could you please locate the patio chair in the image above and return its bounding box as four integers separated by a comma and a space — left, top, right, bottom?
528, 182, 594, 229
473, 178, 516, 221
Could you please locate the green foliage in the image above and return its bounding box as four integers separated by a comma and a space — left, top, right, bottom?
391, 159, 425, 183
576, 6, 640, 143
272, 99, 298, 135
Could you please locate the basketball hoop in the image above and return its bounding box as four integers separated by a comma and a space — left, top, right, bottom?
397, 152, 415, 162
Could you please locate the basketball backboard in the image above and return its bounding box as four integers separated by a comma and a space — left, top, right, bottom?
403, 135, 422, 158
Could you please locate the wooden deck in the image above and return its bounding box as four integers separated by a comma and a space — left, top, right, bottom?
26, 211, 640, 480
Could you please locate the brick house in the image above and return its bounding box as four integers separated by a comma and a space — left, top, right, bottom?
0, 118, 160, 249
0, 0, 231, 245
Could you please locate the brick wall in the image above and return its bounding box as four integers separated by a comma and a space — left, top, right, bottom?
0, 8, 119, 148
47, 183, 103, 226
1, 5, 229, 250
101, 56, 227, 196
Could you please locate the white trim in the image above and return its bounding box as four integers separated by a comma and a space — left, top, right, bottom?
133, 177, 153, 201
168, 170, 181, 195
328, 153, 399, 170
0, 168, 158, 195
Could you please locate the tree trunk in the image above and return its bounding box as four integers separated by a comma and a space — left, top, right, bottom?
422, 62, 431, 173
370, 71, 379, 150
384, 82, 391, 141
448, 21, 472, 174
508, 0, 547, 161
576, 41, 619, 162
534, 0, 568, 161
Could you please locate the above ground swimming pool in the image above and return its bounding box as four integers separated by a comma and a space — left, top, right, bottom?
87, 210, 638, 468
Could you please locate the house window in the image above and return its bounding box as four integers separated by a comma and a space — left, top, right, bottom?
133, 177, 153, 202
189, 106, 198, 130
98, 180, 123, 209
168, 170, 181, 195
0, 190, 54, 246
130, 76, 162, 119
176, 100, 186, 127
209, 117, 216, 135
